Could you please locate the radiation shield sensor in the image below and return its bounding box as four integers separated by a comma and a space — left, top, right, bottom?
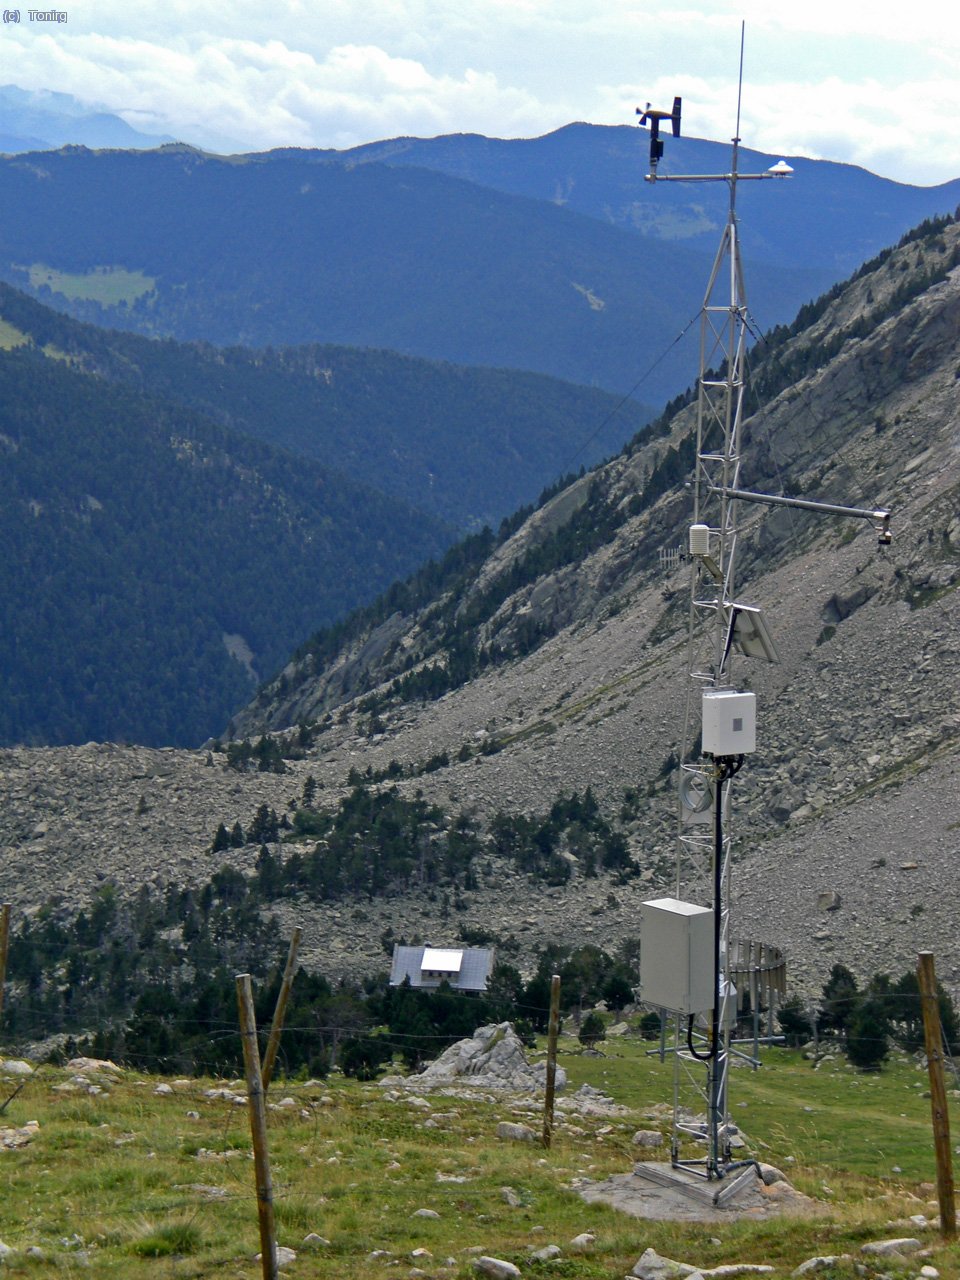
679, 768, 714, 826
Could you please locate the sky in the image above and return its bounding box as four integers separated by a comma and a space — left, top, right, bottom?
4, 0, 960, 186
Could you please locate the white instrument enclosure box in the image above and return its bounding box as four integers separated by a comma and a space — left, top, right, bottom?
702, 689, 756, 755
640, 897, 715, 1015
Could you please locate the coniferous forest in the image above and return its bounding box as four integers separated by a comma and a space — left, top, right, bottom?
5, 776, 954, 1080
0, 280, 654, 747
0, 346, 452, 746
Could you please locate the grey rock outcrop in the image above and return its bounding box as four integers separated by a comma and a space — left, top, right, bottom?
382, 1023, 565, 1094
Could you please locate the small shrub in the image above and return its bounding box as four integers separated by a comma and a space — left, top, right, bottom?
579, 1011, 607, 1048
639, 1010, 662, 1040
131, 1220, 202, 1258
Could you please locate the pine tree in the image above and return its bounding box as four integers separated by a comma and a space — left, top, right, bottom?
248, 803, 280, 844
579, 1011, 606, 1048
819, 963, 859, 1040
778, 995, 813, 1047
846, 977, 891, 1071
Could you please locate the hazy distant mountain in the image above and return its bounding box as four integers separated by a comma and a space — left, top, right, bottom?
0, 85, 172, 153
1, 128, 958, 409
330, 122, 960, 281
0, 144, 824, 402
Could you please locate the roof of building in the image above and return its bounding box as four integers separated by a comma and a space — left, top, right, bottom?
389, 944, 495, 991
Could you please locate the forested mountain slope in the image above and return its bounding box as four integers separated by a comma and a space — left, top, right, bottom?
0, 214, 957, 1003
0, 144, 822, 402
0, 283, 649, 530
332, 122, 960, 279
0, 345, 452, 747
220, 213, 960, 992
4, 130, 957, 418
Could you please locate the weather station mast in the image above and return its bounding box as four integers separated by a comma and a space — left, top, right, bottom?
636, 30, 892, 1198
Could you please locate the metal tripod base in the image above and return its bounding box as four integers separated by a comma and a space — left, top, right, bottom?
633, 1161, 759, 1208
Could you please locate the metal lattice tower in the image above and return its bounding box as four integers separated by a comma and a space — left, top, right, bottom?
641, 45, 792, 1180
641, 51, 891, 1182
677, 130, 758, 1179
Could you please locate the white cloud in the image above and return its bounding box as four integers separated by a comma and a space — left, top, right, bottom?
1, 1, 959, 182
3, 31, 564, 152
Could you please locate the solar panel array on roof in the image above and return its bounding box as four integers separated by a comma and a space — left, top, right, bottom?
421, 947, 463, 973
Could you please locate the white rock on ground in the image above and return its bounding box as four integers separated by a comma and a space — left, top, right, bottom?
791, 1261, 846, 1277
256, 1246, 296, 1267
473, 1258, 521, 1279
496, 1122, 536, 1143
530, 1244, 561, 1261
631, 1247, 699, 1279
701, 1267, 774, 1277
860, 1238, 922, 1256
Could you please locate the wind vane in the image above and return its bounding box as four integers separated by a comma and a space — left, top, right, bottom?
636, 97, 681, 178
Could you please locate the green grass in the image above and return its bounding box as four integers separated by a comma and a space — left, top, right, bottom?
22, 262, 156, 305
0, 318, 29, 349
0, 1039, 955, 1277
131, 1219, 204, 1257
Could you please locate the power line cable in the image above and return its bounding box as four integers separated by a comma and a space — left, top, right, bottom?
557, 311, 700, 476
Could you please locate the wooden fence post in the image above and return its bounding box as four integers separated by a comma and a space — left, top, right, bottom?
236, 973, 279, 1280
917, 951, 956, 1240
542, 975, 561, 1149
0, 905, 10, 1028
262, 927, 302, 1092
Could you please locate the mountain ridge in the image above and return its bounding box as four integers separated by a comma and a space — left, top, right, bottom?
0, 280, 649, 531
0, 204, 957, 1001
323, 122, 960, 277
216, 211, 960, 993
0, 141, 830, 401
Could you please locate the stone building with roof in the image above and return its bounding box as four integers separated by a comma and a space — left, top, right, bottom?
389, 944, 495, 993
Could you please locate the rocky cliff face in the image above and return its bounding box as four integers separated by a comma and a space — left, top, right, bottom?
1, 218, 958, 1001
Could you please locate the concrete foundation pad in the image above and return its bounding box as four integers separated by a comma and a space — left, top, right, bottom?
577, 1162, 824, 1223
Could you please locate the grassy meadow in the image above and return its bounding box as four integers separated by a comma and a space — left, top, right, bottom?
23, 263, 155, 306
0, 1035, 956, 1278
